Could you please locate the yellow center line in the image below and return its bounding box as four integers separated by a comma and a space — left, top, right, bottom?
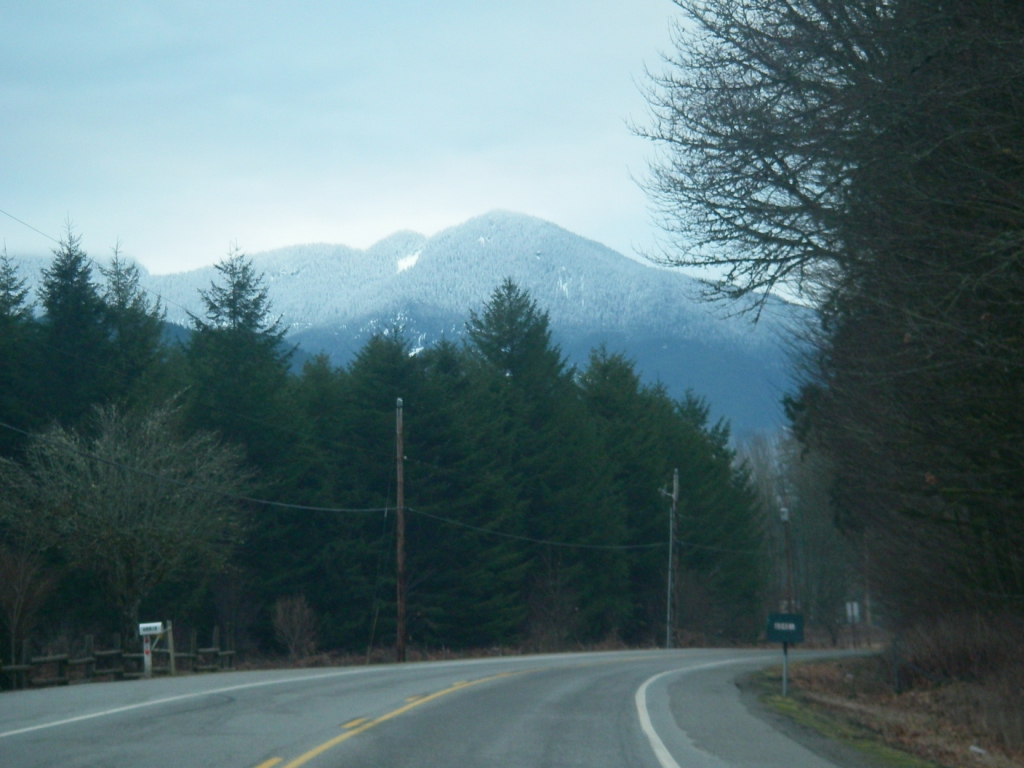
271, 654, 685, 768
565, 653, 690, 669
279, 671, 520, 768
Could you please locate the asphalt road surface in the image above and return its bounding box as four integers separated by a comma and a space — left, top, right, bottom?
0, 648, 847, 768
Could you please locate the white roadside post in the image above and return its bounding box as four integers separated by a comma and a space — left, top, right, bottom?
166, 620, 176, 676
138, 622, 163, 679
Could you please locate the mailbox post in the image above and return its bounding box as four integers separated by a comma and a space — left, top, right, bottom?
138, 622, 164, 679
766, 613, 804, 696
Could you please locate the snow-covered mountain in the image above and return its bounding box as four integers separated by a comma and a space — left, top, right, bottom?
14, 212, 800, 434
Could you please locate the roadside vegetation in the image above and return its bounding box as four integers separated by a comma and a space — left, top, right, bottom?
0, 241, 765, 671
755, 618, 1024, 767
638, 0, 1024, 758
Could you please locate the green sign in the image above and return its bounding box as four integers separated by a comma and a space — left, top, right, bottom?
766, 613, 804, 643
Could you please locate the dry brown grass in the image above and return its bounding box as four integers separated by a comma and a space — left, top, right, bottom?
786, 650, 1024, 768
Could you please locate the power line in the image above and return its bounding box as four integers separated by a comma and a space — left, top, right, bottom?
0, 206, 453, 474
408, 507, 668, 551
0, 418, 679, 551
0, 208, 760, 555
0, 206, 200, 320
0, 208, 61, 245
675, 537, 761, 556
0, 419, 389, 515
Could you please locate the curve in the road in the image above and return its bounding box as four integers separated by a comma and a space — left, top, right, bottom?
0, 649, 839, 768
276, 670, 522, 768
635, 657, 760, 768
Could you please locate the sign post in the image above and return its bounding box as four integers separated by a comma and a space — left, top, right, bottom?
766, 613, 804, 696
138, 622, 164, 679
845, 601, 860, 648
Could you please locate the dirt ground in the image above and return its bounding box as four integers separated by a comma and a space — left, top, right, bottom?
746, 656, 1024, 768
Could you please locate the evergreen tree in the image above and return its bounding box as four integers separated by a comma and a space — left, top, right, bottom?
333, 331, 422, 649
38, 229, 113, 425
185, 249, 295, 470
239, 332, 416, 651
579, 349, 674, 642
466, 282, 629, 646
0, 250, 30, 324
100, 254, 165, 402
466, 278, 565, 387
581, 349, 766, 642
0, 250, 39, 454
404, 339, 527, 647
671, 394, 764, 639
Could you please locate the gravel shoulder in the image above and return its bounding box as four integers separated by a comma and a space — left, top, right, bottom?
736, 666, 941, 768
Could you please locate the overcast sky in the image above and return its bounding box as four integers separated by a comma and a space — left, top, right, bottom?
1, 1, 676, 274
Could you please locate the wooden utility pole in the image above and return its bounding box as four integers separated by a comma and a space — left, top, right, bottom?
781, 505, 794, 612
395, 398, 407, 663
665, 468, 678, 649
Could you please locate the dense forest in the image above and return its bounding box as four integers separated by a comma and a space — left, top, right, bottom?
0, 236, 767, 662
640, 0, 1024, 630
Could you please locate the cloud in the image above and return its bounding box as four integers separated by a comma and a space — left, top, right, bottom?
0, 0, 673, 271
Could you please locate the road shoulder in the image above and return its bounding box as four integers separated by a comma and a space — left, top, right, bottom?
735, 669, 940, 768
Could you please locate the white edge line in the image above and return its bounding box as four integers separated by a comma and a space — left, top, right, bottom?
0, 668, 380, 740
3, 651, 771, 744
635, 656, 772, 768
0, 649, 664, 740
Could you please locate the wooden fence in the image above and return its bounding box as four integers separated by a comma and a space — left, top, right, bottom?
2, 625, 236, 689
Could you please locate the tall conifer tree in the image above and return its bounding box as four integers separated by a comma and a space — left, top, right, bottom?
100, 254, 165, 402
185, 249, 295, 469
0, 250, 38, 453
38, 229, 112, 425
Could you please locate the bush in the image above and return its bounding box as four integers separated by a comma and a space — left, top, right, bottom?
272, 595, 318, 660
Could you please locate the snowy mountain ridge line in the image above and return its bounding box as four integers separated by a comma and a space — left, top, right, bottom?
6, 211, 799, 433
8, 211, 793, 350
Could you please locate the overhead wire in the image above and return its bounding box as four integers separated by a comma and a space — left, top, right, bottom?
407, 507, 667, 550
0, 206, 754, 554
0, 205, 454, 474
0, 419, 388, 514
0, 417, 683, 551
0, 208, 63, 246
0, 206, 203, 321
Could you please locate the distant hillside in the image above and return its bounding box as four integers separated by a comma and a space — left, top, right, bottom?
11, 212, 800, 435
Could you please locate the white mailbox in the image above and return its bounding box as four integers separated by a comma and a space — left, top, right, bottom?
138, 622, 164, 637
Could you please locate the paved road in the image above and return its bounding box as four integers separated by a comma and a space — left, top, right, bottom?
0, 649, 844, 767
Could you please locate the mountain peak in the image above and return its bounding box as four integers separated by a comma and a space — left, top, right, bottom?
9, 213, 797, 433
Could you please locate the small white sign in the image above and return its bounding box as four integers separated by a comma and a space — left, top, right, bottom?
138, 622, 164, 636
845, 601, 860, 624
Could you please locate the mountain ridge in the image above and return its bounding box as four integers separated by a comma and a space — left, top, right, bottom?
10, 211, 798, 434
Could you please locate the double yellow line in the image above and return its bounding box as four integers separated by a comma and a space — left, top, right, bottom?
254, 671, 519, 768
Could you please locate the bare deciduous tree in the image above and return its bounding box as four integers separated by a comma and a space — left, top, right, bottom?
4, 404, 247, 643
273, 595, 318, 660
739, 433, 857, 642
0, 546, 55, 665
642, 0, 1024, 622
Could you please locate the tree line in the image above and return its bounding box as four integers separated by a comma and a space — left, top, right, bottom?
0, 235, 765, 659
640, 0, 1024, 627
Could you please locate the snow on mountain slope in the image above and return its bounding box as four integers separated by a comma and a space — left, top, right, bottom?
9, 212, 800, 433
145, 211, 787, 341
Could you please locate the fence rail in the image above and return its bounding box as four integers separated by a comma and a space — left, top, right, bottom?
2, 626, 235, 689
